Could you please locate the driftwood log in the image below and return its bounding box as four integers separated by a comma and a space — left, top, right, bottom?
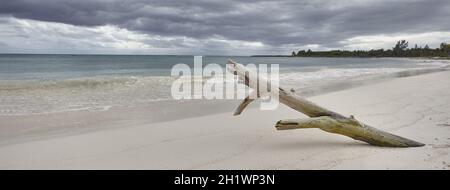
227, 59, 424, 147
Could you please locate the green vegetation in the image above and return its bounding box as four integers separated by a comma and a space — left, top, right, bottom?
291, 40, 450, 58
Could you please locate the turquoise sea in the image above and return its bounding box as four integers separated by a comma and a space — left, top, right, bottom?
0, 54, 448, 115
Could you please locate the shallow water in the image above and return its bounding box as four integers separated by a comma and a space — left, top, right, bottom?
0, 55, 448, 115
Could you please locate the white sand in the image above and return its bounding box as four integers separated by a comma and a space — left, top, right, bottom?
0, 71, 449, 169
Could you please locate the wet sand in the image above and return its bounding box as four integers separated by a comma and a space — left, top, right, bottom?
0, 70, 449, 169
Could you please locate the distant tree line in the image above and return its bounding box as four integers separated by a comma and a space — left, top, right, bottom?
291, 40, 450, 58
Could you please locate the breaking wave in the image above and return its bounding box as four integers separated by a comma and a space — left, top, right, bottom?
1, 60, 448, 116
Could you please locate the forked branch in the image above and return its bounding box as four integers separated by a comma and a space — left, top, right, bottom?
227, 59, 424, 147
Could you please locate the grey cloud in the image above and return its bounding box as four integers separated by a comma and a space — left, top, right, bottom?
1, 0, 449, 53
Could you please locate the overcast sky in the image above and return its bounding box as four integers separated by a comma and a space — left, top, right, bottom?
0, 0, 449, 55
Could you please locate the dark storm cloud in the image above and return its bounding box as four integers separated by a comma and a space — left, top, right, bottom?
1, 0, 449, 50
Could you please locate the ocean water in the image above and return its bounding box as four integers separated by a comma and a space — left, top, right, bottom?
0, 54, 448, 116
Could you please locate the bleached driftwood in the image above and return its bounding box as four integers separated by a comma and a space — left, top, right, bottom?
227, 59, 424, 147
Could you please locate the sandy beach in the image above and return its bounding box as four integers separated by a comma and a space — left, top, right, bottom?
0, 70, 449, 169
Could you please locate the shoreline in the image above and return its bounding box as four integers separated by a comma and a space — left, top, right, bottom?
1, 65, 449, 147
0, 70, 449, 169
